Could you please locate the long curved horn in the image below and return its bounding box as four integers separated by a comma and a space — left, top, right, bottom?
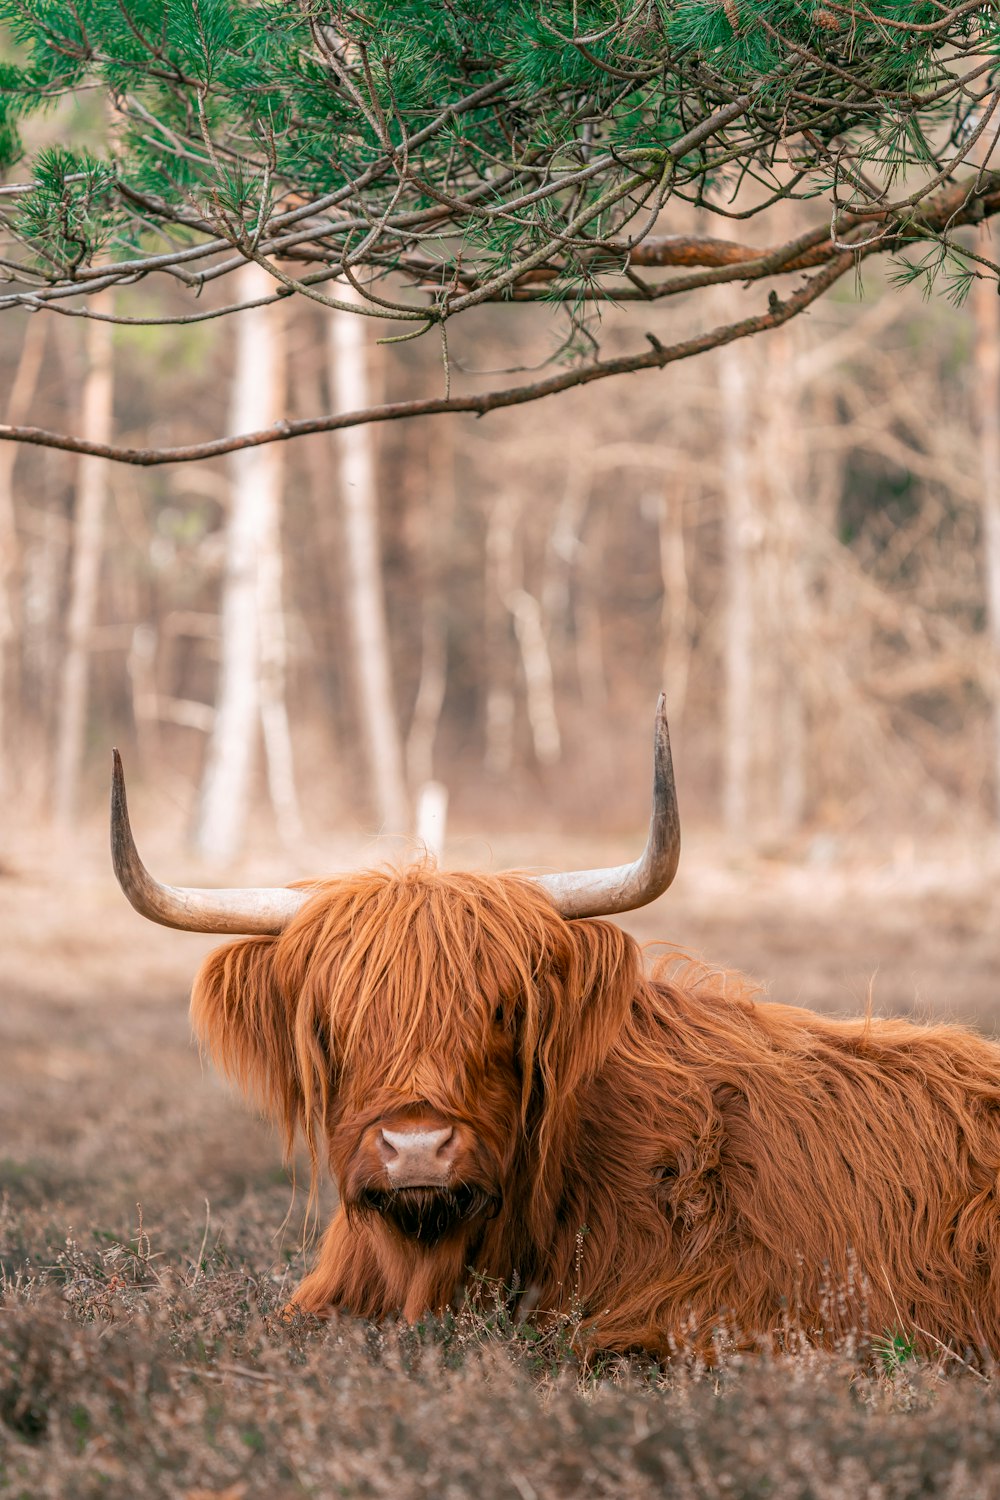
110, 750, 310, 935
534, 694, 680, 919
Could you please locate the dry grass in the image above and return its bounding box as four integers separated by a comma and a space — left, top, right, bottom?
4, 1193, 1000, 1500
3, 844, 1000, 1498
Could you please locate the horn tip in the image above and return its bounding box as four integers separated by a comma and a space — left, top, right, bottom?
653, 692, 671, 749
111, 747, 126, 801
110, 748, 131, 855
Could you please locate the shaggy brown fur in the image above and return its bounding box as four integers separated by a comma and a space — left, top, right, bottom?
191, 867, 1000, 1357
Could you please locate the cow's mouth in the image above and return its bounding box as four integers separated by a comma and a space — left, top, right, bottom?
358, 1184, 497, 1243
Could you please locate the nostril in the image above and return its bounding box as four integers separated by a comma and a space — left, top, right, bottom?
434, 1127, 455, 1160
377, 1130, 399, 1163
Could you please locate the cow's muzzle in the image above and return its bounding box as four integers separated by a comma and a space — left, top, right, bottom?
348, 1115, 500, 1242
376, 1124, 459, 1188
358, 1183, 497, 1243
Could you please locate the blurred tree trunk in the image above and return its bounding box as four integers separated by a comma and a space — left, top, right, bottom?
719, 333, 756, 840
53, 298, 113, 828
973, 232, 1000, 821
196, 264, 295, 863
572, 490, 608, 722
658, 479, 691, 728
542, 453, 588, 653
484, 488, 560, 771
484, 491, 517, 777
258, 484, 303, 848
328, 287, 409, 834
0, 317, 45, 793
508, 588, 561, 765
292, 330, 347, 769
760, 321, 808, 834
406, 427, 453, 791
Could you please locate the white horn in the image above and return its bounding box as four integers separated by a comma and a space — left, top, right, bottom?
110, 749, 310, 935
534, 694, 680, 919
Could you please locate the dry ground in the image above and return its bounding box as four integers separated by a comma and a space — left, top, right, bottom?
2, 828, 1000, 1498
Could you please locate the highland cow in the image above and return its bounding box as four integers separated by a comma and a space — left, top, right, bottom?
111, 701, 1000, 1358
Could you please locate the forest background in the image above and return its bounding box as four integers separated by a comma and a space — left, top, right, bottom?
1, 5, 1000, 873
2, 192, 999, 869
5, 169, 1000, 855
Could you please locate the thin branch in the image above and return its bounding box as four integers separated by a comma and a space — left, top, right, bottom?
0, 249, 855, 466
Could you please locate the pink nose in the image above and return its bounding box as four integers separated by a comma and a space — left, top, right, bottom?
377, 1125, 456, 1186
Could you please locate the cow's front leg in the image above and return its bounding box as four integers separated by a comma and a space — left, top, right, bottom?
289, 1208, 387, 1319
289, 1206, 477, 1323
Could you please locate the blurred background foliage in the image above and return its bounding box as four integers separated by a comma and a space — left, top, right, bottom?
1, 254, 998, 858
0, 1, 999, 866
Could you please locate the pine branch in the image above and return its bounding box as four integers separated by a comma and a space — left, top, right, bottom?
1, 0, 998, 459
0, 243, 880, 465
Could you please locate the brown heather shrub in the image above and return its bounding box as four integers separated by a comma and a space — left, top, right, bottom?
1, 1196, 1000, 1500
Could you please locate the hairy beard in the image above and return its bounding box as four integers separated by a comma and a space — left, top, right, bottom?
356, 1184, 498, 1244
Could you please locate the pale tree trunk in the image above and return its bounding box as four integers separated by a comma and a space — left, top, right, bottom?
414, 780, 449, 860
257, 439, 303, 849
291, 337, 346, 770
507, 589, 561, 765
22, 486, 64, 730
406, 427, 454, 791
126, 621, 160, 764
760, 322, 808, 834
196, 263, 296, 862
54, 298, 113, 828
542, 454, 589, 646
719, 334, 756, 839
259, 529, 303, 849
484, 489, 561, 771
407, 430, 453, 861
750, 197, 807, 835
572, 492, 609, 720
328, 287, 409, 834
973, 232, 1000, 820
658, 480, 691, 727
0, 316, 46, 793
484, 491, 518, 777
